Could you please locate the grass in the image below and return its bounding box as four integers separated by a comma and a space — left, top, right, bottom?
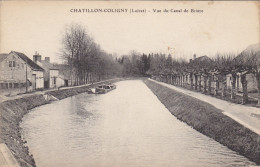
144, 79, 260, 165
0, 95, 48, 167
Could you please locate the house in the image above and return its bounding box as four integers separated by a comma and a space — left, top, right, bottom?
52, 64, 74, 86
0, 51, 44, 95
33, 53, 65, 88
226, 43, 259, 92
188, 55, 213, 87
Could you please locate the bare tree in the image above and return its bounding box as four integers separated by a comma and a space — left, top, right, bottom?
61, 24, 122, 84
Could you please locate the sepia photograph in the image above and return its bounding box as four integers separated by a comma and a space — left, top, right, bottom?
0, 1, 259, 167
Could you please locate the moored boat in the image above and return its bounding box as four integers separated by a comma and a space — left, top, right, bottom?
89, 83, 116, 94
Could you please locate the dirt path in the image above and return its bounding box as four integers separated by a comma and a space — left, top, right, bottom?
0, 79, 116, 103
150, 79, 260, 135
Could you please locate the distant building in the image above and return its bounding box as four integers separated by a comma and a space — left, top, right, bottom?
33, 53, 65, 88
226, 43, 259, 92
0, 51, 44, 95
188, 55, 213, 87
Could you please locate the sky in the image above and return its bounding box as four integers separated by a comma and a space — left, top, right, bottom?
0, 1, 259, 63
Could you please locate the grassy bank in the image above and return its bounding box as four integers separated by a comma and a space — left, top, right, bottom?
0, 78, 122, 167
143, 79, 260, 165
0, 94, 49, 167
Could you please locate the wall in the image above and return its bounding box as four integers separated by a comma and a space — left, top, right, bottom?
36, 61, 49, 82
0, 53, 27, 82
0, 53, 44, 95
49, 70, 59, 88
247, 74, 257, 92
56, 77, 65, 88
226, 73, 257, 92
32, 71, 44, 89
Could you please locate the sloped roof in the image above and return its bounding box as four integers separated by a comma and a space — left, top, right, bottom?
233, 43, 260, 65
190, 56, 213, 70
53, 64, 72, 80
193, 55, 212, 63
11, 51, 44, 71
241, 43, 260, 54
40, 60, 59, 70
0, 54, 8, 63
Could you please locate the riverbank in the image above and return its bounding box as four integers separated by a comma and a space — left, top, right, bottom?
143, 79, 260, 165
0, 78, 122, 167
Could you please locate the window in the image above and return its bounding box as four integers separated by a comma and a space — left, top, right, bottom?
8, 61, 16, 67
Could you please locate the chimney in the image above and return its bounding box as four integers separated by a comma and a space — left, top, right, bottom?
33, 52, 41, 62
193, 54, 196, 60
45, 57, 50, 62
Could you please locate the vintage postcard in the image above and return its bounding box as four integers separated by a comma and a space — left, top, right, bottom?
0, 1, 259, 167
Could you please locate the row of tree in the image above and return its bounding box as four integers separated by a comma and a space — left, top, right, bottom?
61, 24, 122, 85
61, 24, 259, 106
61, 24, 153, 84
117, 51, 151, 76
147, 52, 259, 106
115, 50, 259, 105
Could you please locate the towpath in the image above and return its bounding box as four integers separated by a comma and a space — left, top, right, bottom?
0, 143, 20, 167
149, 79, 260, 136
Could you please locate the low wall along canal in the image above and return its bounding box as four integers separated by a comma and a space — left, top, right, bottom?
0, 79, 259, 166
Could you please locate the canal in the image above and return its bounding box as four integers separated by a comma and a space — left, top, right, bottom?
21, 80, 254, 167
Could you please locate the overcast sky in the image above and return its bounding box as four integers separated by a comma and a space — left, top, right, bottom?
1, 1, 259, 63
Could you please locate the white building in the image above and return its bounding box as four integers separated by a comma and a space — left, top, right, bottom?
0, 51, 44, 95
33, 53, 65, 89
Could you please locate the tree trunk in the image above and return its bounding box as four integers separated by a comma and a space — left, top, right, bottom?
198, 75, 201, 91
241, 74, 248, 104
254, 72, 260, 106
190, 74, 193, 89
194, 75, 198, 90
222, 78, 227, 97
208, 75, 212, 94
203, 75, 207, 93
185, 75, 188, 87
181, 76, 183, 86
237, 75, 240, 93
214, 78, 219, 96
231, 73, 237, 99
183, 75, 185, 87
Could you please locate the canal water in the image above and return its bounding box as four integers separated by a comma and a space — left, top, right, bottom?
21, 80, 254, 167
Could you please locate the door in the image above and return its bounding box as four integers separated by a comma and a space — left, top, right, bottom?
65, 80, 68, 86
32, 74, 36, 90
44, 81, 49, 89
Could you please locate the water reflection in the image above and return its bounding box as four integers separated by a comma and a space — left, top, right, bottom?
21, 80, 254, 167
